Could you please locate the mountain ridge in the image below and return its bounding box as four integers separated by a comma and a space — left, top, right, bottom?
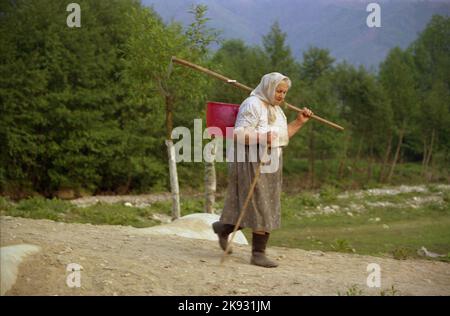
142, 0, 450, 68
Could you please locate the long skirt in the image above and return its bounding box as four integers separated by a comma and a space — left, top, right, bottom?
220, 144, 283, 232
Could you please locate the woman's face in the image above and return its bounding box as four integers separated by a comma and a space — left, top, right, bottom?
274, 81, 289, 105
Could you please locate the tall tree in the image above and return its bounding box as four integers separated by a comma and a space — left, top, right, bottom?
296, 47, 337, 187
334, 63, 393, 181
262, 21, 298, 77
379, 47, 418, 183
300, 47, 335, 83
0, 0, 148, 196
123, 4, 217, 218
410, 15, 450, 179
210, 39, 270, 104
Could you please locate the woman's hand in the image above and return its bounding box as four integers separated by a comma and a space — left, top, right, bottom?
233, 130, 278, 146
296, 107, 314, 124
259, 131, 278, 146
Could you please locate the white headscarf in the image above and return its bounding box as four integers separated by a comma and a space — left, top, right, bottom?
250, 72, 291, 124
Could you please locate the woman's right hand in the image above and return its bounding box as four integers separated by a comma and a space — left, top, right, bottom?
259, 131, 278, 146
296, 107, 314, 124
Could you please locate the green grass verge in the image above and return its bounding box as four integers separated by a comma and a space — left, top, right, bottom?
0, 195, 211, 228
266, 199, 450, 262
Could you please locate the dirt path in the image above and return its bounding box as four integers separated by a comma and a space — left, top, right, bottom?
1, 216, 449, 296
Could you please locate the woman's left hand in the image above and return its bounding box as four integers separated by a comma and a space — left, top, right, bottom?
296, 107, 314, 124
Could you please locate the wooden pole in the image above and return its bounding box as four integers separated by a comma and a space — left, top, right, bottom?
165, 140, 181, 220
204, 142, 217, 214
172, 56, 344, 131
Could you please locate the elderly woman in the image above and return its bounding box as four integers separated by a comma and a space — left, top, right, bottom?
212, 72, 313, 268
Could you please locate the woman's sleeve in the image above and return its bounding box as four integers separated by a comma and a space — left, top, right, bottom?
234, 98, 262, 131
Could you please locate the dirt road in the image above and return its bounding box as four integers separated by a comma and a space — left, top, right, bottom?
1, 216, 449, 296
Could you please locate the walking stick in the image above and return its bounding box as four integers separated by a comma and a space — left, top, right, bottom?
172, 56, 344, 131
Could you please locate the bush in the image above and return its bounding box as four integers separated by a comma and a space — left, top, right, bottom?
380, 285, 400, 296
337, 284, 363, 296
180, 198, 205, 216
0, 196, 12, 212
16, 197, 71, 213
443, 191, 450, 204
296, 192, 319, 207
392, 247, 410, 260
319, 185, 339, 202
67, 203, 160, 227
331, 239, 355, 253
3, 197, 72, 221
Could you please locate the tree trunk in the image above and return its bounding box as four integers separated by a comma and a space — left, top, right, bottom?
379, 133, 392, 183
338, 134, 350, 179
165, 95, 174, 140
204, 142, 216, 214
321, 151, 328, 182
399, 148, 405, 164
425, 129, 435, 169
117, 174, 132, 195
166, 140, 181, 220
355, 137, 364, 165
429, 145, 437, 182
350, 136, 364, 179
422, 137, 428, 168
308, 124, 315, 188
425, 129, 436, 182
387, 123, 405, 183
367, 144, 374, 182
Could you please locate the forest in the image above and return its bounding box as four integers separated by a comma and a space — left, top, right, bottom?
1, 0, 449, 198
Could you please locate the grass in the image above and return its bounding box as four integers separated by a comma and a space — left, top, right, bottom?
202, 159, 449, 193
281, 159, 449, 191
269, 217, 450, 259
0, 194, 215, 228
0, 196, 161, 228
392, 247, 410, 260
337, 284, 400, 296
1, 184, 450, 262
268, 198, 450, 262
330, 239, 355, 253
379, 285, 400, 296
337, 284, 363, 296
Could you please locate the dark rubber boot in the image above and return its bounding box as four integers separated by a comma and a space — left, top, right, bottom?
250, 233, 278, 268
212, 221, 236, 253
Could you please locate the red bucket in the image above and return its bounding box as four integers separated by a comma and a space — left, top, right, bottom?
206, 101, 240, 138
